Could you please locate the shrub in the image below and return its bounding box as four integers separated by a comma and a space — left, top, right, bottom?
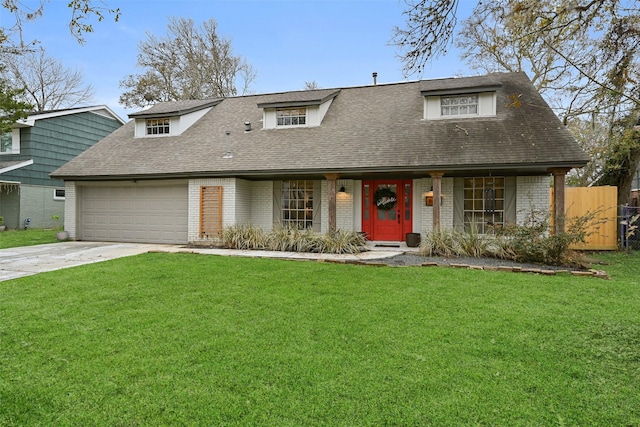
223, 224, 366, 254
419, 209, 601, 267
222, 224, 267, 250
420, 228, 463, 257
320, 229, 367, 254
494, 209, 602, 266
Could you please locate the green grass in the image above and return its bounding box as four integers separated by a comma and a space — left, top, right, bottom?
1, 251, 639, 426
0, 228, 59, 249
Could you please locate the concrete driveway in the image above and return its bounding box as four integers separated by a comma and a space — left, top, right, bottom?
0, 241, 182, 282
0, 241, 402, 282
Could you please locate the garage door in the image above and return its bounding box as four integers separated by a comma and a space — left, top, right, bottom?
79, 185, 188, 244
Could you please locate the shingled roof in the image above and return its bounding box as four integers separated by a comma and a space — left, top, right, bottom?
52, 72, 588, 181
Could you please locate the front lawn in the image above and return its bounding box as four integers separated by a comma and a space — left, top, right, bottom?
0, 228, 59, 249
1, 251, 639, 426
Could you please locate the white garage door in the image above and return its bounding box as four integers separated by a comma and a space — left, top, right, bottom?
80, 185, 188, 244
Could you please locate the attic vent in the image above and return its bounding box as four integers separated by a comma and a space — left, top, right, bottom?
223, 130, 232, 159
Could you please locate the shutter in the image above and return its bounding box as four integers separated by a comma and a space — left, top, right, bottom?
453, 177, 464, 230
505, 176, 516, 224
312, 180, 322, 232
200, 186, 223, 238
273, 180, 282, 227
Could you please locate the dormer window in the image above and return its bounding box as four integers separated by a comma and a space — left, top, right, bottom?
441, 94, 478, 116
276, 108, 307, 127
421, 78, 500, 120
257, 89, 340, 130
130, 99, 223, 138
146, 118, 170, 135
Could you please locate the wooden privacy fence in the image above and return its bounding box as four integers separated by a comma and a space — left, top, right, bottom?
551, 186, 618, 250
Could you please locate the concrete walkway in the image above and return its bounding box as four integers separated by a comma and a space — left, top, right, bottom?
0, 241, 410, 282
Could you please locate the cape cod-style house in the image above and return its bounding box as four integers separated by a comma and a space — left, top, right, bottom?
51, 72, 588, 245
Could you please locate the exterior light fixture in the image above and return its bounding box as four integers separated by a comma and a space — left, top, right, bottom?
339, 186, 346, 193
425, 186, 443, 206
425, 186, 434, 206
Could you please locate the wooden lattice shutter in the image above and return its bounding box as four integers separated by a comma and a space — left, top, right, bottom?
200, 186, 223, 238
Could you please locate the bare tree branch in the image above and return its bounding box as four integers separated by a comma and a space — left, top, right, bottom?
119, 17, 256, 108
0, 48, 94, 111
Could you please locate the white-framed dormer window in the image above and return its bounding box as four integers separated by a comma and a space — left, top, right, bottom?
146, 118, 170, 135
276, 108, 307, 127
424, 92, 496, 120
441, 94, 478, 116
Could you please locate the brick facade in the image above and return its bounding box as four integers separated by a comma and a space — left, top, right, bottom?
516, 176, 551, 225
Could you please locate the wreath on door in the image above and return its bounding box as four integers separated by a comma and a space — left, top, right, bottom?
374, 187, 398, 211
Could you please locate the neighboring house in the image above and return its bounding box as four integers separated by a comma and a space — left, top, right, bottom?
0, 106, 125, 230
51, 72, 588, 245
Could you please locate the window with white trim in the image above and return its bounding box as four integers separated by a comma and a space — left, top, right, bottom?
441, 94, 478, 116
146, 118, 170, 135
1, 132, 12, 154
282, 180, 313, 228
463, 177, 504, 233
53, 189, 66, 200
276, 108, 306, 127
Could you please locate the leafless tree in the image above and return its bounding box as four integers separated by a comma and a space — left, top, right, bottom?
393, 0, 640, 203
304, 81, 320, 90
2, 0, 120, 48
119, 17, 256, 108
1, 49, 94, 111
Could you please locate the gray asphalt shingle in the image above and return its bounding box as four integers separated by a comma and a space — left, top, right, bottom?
51, 72, 588, 180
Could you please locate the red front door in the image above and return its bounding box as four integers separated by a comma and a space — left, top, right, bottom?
362, 180, 413, 241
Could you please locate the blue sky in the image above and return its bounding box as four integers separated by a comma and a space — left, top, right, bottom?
2, 0, 475, 120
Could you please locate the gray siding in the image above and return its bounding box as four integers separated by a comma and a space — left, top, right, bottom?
19, 185, 65, 229
0, 186, 21, 230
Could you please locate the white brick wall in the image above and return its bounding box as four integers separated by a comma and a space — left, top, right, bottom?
416, 177, 453, 234
516, 176, 551, 225
336, 179, 355, 231
441, 178, 454, 229
416, 178, 431, 233
64, 181, 77, 239
234, 178, 252, 224
188, 178, 236, 243
320, 179, 356, 233
250, 181, 273, 231
188, 179, 276, 243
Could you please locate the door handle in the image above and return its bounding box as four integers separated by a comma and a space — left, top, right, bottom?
397, 210, 400, 224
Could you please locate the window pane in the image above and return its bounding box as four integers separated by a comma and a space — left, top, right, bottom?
276, 108, 307, 127
440, 94, 478, 117
463, 176, 505, 233
1, 132, 12, 153
282, 180, 314, 229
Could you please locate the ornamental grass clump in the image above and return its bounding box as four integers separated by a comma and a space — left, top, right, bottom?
267, 225, 317, 252
420, 227, 499, 258
224, 224, 366, 254
419, 228, 466, 257
320, 229, 367, 254
456, 222, 495, 257
222, 224, 267, 250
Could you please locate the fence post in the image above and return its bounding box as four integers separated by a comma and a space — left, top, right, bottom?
620, 205, 628, 253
